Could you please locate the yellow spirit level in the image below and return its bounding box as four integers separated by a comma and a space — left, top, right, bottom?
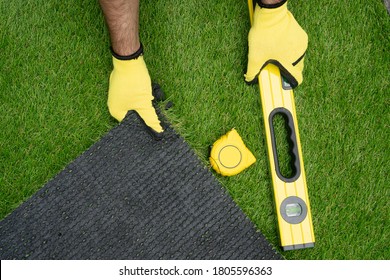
247, 0, 315, 250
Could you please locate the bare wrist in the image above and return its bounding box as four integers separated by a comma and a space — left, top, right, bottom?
111, 40, 141, 57
111, 43, 143, 60
258, 0, 286, 8
261, 0, 283, 4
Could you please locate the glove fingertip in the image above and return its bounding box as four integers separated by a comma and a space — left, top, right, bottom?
108, 105, 126, 122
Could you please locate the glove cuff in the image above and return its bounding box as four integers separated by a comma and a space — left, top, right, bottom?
110, 43, 144, 60
257, 0, 287, 9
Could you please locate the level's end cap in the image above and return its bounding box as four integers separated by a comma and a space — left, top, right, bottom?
210, 129, 256, 176
283, 242, 315, 251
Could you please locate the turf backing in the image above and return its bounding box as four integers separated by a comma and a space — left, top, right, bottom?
1, 0, 389, 259
0, 110, 281, 260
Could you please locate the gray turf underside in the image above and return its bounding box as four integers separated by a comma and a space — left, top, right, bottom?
0, 110, 281, 260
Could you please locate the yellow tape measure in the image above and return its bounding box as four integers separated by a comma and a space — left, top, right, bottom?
210, 129, 256, 177
247, 0, 315, 250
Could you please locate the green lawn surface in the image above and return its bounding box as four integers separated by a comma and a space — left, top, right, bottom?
1, 0, 389, 260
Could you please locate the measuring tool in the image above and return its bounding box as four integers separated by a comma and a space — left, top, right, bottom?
247, 0, 315, 250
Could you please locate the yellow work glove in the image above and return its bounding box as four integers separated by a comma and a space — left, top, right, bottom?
245, 0, 308, 88
107, 44, 163, 134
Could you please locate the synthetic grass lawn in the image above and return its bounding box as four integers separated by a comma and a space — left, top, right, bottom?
0, 0, 389, 260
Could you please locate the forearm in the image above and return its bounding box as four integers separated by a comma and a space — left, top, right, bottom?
99, 0, 140, 56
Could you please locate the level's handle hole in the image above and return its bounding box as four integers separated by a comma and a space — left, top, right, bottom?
269, 108, 301, 182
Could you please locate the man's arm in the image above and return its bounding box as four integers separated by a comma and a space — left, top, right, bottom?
99, 0, 163, 133
99, 0, 140, 56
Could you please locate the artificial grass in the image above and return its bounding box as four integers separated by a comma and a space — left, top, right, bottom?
1, 0, 389, 260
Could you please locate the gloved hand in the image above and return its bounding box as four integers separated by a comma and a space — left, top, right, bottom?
107, 44, 163, 133
245, 0, 308, 88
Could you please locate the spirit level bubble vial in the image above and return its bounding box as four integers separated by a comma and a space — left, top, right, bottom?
247, 0, 315, 250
